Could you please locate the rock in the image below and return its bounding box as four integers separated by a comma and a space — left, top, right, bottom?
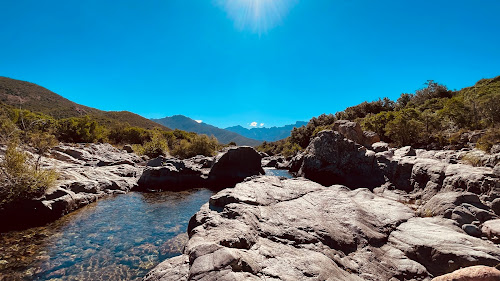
147, 176, 500, 280
362, 130, 381, 147
431, 265, 500, 281
147, 156, 171, 167
294, 130, 385, 188
333, 120, 380, 148
491, 144, 500, 154
372, 141, 390, 152
143, 255, 189, 281
420, 192, 483, 218
136, 161, 207, 191
208, 146, 264, 187
462, 224, 482, 237
388, 217, 500, 277
261, 156, 286, 168
123, 144, 134, 153
394, 146, 417, 157
482, 219, 500, 243
492, 198, 500, 215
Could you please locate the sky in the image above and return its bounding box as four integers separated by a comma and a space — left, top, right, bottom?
1, 0, 499, 128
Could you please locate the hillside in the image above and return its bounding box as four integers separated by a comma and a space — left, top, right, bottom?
0, 77, 167, 130
152, 115, 262, 146
258, 76, 500, 155
225, 121, 307, 142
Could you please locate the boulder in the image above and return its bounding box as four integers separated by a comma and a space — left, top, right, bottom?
372, 141, 390, 153
462, 224, 482, 237
431, 265, 500, 281
394, 146, 417, 157
146, 176, 500, 280
333, 120, 380, 148
208, 146, 264, 187
293, 130, 386, 188
482, 219, 500, 243
492, 198, 500, 215
388, 217, 500, 276
123, 144, 134, 153
136, 161, 207, 191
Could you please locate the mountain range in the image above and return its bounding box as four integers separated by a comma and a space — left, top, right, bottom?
151, 115, 262, 146
225, 121, 307, 142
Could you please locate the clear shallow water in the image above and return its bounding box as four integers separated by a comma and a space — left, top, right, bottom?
263, 168, 293, 178
0, 169, 292, 281
0, 189, 214, 281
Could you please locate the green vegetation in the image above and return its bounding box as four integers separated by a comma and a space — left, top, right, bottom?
258, 76, 500, 155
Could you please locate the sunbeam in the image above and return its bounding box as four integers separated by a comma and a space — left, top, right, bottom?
216, 0, 297, 34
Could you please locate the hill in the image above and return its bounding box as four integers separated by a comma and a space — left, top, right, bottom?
225, 121, 308, 142
151, 115, 262, 146
258, 76, 500, 155
0, 77, 167, 130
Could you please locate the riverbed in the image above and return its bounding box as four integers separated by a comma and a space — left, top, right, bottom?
0, 169, 291, 281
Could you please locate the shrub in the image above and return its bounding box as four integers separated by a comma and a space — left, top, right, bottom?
476, 128, 500, 152
0, 141, 58, 206
132, 131, 169, 158
460, 153, 483, 167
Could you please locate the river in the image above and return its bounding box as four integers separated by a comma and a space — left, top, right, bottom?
0, 168, 291, 281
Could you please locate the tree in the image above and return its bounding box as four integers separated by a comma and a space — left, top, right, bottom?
385, 108, 424, 146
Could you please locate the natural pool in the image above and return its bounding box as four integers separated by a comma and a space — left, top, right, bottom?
0, 169, 291, 281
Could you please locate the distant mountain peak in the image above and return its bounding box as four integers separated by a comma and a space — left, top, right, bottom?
225, 121, 307, 141
151, 115, 262, 146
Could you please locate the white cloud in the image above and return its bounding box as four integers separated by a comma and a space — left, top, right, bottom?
195, 120, 202, 123
250, 122, 258, 127
260, 123, 264, 127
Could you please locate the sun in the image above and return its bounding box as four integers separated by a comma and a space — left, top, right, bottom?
216, 0, 297, 34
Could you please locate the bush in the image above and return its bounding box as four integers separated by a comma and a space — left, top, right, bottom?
132, 131, 169, 158
0, 142, 58, 206
170, 134, 219, 159
476, 129, 500, 152
57, 116, 107, 143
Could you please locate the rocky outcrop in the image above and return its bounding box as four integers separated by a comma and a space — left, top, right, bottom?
208, 146, 265, 187
291, 130, 500, 202
136, 157, 209, 191
0, 143, 143, 232
294, 130, 385, 188
136, 146, 264, 191
145, 176, 500, 280
333, 120, 380, 148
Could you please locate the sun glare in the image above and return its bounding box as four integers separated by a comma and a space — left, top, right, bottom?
216, 0, 296, 34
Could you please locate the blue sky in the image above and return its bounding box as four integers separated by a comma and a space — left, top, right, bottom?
1, 0, 499, 128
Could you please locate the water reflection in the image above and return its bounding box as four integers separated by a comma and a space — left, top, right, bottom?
0, 189, 213, 281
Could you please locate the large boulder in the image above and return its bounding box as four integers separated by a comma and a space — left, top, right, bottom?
145, 176, 500, 280
294, 130, 385, 188
208, 146, 264, 187
333, 120, 380, 148
137, 161, 207, 191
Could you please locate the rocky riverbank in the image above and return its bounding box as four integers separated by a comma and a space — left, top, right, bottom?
0, 144, 265, 232
0, 143, 144, 232
145, 127, 500, 280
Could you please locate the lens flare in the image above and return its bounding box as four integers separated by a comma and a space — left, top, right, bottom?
216, 0, 297, 34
